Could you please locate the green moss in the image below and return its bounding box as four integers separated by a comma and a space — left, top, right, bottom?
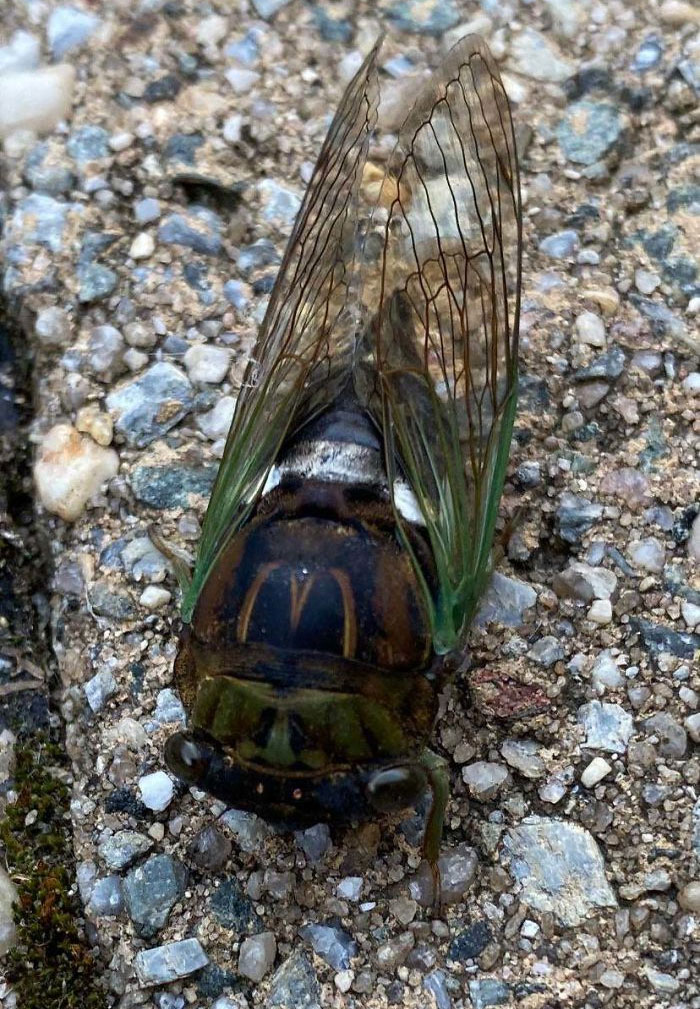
0, 734, 105, 1007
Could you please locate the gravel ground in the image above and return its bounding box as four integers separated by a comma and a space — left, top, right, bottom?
1, 0, 699, 1007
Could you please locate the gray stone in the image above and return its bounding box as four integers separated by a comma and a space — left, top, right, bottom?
501, 739, 545, 779
86, 875, 123, 916
469, 979, 510, 1009
299, 923, 357, 970
628, 538, 665, 573
210, 877, 262, 932
24, 144, 75, 194
159, 208, 222, 256
237, 238, 281, 275
538, 230, 579, 258
34, 306, 71, 346
503, 816, 616, 926
630, 618, 700, 659
266, 949, 320, 1008
462, 761, 508, 800
131, 464, 216, 509
84, 667, 117, 712
77, 263, 118, 303
98, 830, 152, 870
574, 346, 626, 381
629, 295, 686, 342
643, 712, 687, 759
134, 938, 209, 986
48, 6, 100, 59
220, 808, 272, 852
529, 636, 565, 667
89, 582, 134, 620
239, 932, 277, 982
67, 125, 109, 162
555, 493, 603, 544
408, 842, 478, 907
223, 279, 249, 311
107, 363, 193, 447
475, 573, 537, 627
123, 854, 187, 938
510, 28, 575, 82
386, 0, 460, 34
251, 0, 292, 18
134, 197, 161, 223
188, 824, 233, 871
259, 179, 301, 225
591, 651, 625, 692
12, 194, 71, 253
553, 561, 616, 602
578, 700, 633, 754
154, 688, 186, 724
558, 101, 621, 165
424, 969, 452, 1009
295, 823, 331, 863
87, 324, 125, 379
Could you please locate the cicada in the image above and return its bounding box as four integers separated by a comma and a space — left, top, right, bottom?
162, 34, 521, 882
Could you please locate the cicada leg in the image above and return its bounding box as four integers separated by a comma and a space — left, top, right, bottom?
419, 748, 450, 915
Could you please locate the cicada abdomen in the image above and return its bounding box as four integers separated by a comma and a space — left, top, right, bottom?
161, 34, 521, 884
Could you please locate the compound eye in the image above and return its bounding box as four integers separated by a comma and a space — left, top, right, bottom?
164, 732, 210, 786
366, 765, 428, 814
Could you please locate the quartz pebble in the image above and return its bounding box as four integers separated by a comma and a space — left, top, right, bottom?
139, 585, 171, 610
501, 739, 545, 779
0, 65, 76, 140
628, 538, 665, 573
129, 232, 155, 259
581, 757, 612, 787
34, 306, 71, 346
134, 938, 208, 986
197, 396, 236, 440
299, 923, 356, 970
138, 771, 175, 811
34, 424, 118, 521
462, 761, 508, 799
588, 599, 613, 624
184, 344, 232, 384
575, 312, 606, 347
678, 881, 700, 912
238, 932, 277, 982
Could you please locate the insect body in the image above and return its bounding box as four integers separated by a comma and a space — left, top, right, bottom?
163, 34, 522, 878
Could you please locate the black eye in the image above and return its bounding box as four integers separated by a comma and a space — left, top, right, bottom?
164, 732, 210, 785
366, 765, 427, 813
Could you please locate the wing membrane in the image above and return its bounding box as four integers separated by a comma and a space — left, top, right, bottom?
359, 36, 521, 652
183, 43, 381, 621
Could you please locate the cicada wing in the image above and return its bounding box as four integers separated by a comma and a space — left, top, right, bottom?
358, 35, 522, 652
182, 43, 381, 621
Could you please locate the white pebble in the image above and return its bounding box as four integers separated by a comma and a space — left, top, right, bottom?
581, 757, 612, 787
681, 600, 700, 628
139, 585, 171, 610
223, 114, 243, 144
575, 311, 606, 347
334, 969, 354, 993
34, 306, 71, 347
109, 131, 134, 152
587, 599, 612, 624
634, 269, 660, 294
129, 232, 155, 259
34, 424, 118, 521
0, 64, 75, 140
75, 406, 113, 447
184, 344, 232, 384
138, 771, 174, 811
225, 67, 260, 94
238, 932, 276, 982
682, 372, 700, 393
336, 876, 363, 901
196, 14, 229, 46
197, 396, 236, 441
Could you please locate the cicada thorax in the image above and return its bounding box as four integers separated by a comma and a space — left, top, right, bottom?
173, 397, 444, 820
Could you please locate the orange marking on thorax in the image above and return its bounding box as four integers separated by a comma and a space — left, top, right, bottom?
237, 561, 283, 643
328, 567, 357, 659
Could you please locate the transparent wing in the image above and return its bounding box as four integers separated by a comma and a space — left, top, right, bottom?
182, 43, 381, 621
358, 36, 522, 653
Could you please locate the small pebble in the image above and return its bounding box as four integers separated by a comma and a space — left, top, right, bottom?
238, 932, 276, 982
138, 771, 175, 811
34, 306, 71, 346
575, 311, 606, 347
678, 881, 700, 912
134, 938, 208, 986
588, 599, 613, 624
184, 344, 232, 384
139, 586, 171, 610
581, 756, 612, 787
462, 761, 508, 799
34, 424, 119, 521
129, 232, 155, 259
